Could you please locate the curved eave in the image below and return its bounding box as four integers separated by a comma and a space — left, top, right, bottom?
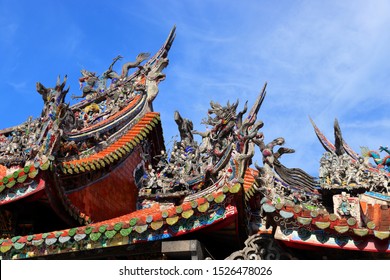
309, 118, 385, 172
244, 166, 389, 242
260, 200, 390, 242
60, 112, 160, 175
0, 181, 241, 259
274, 226, 390, 253
0, 177, 45, 206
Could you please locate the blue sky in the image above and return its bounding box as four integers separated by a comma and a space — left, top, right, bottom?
1, 1, 390, 176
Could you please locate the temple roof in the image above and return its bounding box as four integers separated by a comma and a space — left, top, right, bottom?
0, 178, 242, 259
60, 112, 160, 175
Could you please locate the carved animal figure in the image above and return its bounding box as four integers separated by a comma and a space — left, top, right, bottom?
174, 111, 194, 146
121, 52, 150, 78
361, 146, 390, 170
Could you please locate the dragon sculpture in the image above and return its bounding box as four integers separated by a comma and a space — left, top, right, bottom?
137, 85, 268, 204
361, 146, 390, 171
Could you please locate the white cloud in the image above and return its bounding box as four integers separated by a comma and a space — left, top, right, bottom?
8, 81, 27, 92
151, 1, 390, 175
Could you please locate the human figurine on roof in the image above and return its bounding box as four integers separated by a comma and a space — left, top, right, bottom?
72, 69, 99, 100
337, 193, 351, 216
319, 155, 330, 185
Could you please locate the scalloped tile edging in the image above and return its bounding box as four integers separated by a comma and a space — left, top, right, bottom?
260, 199, 390, 240
0, 182, 242, 259
0, 159, 51, 195
60, 113, 160, 175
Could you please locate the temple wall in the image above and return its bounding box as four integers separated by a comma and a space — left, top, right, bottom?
67, 146, 142, 222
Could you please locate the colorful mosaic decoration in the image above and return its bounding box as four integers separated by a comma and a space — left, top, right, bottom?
0, 26, 388, 260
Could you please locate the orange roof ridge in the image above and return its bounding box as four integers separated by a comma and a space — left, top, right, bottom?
62, 113, 160, 167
